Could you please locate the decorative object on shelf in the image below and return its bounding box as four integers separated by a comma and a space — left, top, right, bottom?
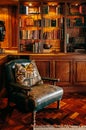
43, 43, 52, 49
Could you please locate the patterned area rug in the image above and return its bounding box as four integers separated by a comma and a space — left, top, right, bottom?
35, 126, 86, 130
0, 93, 86, 130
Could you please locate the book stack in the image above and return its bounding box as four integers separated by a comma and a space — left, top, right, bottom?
20, 30, 41, 40
42, 5, 49, 14
43, 18, 59, 27
25, 42, 43, 53
43, 29, 63, 40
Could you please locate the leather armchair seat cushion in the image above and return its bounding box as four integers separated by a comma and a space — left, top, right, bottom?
28, 84, 63, 111
9, 84, 63, 112
11, 84, 63, 112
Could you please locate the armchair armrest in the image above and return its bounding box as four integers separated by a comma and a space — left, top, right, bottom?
42, 77, 60, 85
9, 82, 31, 92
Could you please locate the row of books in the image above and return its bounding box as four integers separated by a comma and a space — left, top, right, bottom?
19, 3, 64, 15
43, 29, 64, 40
26, 42, 43, 53
42, 18, 64, 27
19, 17, 64, 28
19, 29, 64, 40
42, 4, 64, 14
66, 18, 84, 27
20, 30, 41, 40
19, 3, 86, 16
20, 42, 43, 53
20, 5, 40, 14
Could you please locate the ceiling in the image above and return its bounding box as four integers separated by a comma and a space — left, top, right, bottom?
0, 0, 86, 5
0, 0, 18, 5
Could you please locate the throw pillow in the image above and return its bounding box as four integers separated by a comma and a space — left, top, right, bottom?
15, 60, 42, 87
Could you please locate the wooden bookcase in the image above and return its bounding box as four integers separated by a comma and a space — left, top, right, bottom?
66, 2, 86, 53
18, 0, 86, 53
18, 1, 65, 53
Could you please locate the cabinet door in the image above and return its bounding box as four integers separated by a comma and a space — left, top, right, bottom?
33, 60, 51, 77
74, 60, 86, 85
55, 60, 72, 86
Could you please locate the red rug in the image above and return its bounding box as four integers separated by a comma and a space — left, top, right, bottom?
0, 93, 86, 130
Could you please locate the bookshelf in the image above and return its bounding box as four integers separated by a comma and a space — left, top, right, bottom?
42, 2, 64, 53
18, 1, 65, 53
66, 2, 86, 52
18, 0, 86, 53
19, 1, 43, 53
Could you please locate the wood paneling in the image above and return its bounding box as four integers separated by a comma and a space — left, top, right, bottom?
0, 5, 18, 49
74, 60, 86, 84
0, 7, 9, 48
55, 60, 72, 85
31, 60, 50, 77
0, 0, 18, 5
29, 54, 86, 93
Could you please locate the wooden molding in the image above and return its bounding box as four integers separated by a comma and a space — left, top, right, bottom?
0, 0, 18, 5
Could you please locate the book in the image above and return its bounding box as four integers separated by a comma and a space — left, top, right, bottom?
56, 4, 64, 14
42, 5, 49, 14
19, 5, 28, 15
51, 19, 56, 27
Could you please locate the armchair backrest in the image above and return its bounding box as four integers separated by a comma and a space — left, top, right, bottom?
5, 59, 32, 83
5, 59, 42, 87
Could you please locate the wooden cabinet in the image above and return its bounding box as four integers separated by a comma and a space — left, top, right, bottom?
55, 60, 72, 86
0, 53, 86, 95
74, 60, 86, 85
35, 59, 73, 86
30, 55, 73, 86
29, 54, 86, 93
34, 60, 51, 77
29, 55, 51, 77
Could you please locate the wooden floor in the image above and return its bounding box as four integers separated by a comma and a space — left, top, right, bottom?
0, 93, 86, 130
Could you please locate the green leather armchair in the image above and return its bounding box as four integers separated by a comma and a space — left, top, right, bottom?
5, 59, 63, 126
